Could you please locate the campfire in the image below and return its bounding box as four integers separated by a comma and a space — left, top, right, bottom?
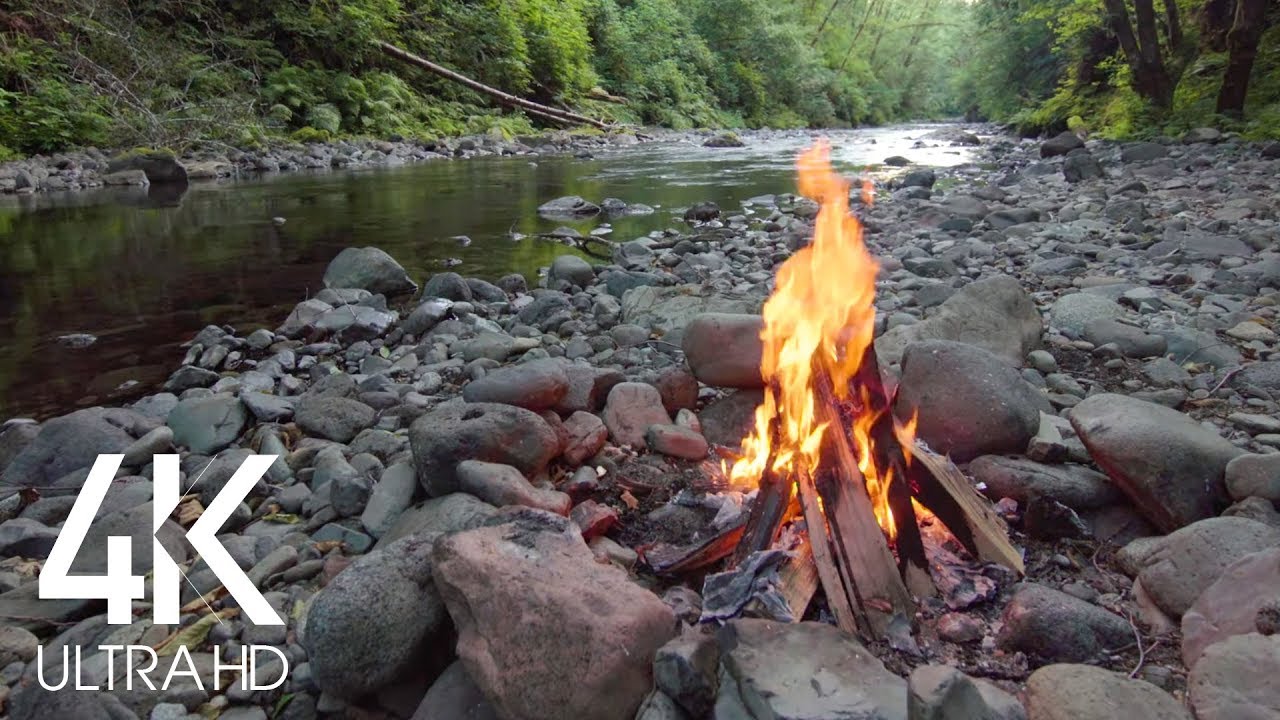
680, 143, 1025, 641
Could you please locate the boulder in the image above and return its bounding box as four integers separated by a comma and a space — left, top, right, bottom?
304, 532, 452, 699
323, 247, 417, 296
548, 255, 596, 289
462, 359, 570, 411
1226, 453, 1280, 503
537, 195, 600, 220
1069, 394, 1246, 532
682, 314, 764, 388
1182, 547, 1280, 667
996, 583, 1132, 664
1040, 131, 1084, 158
703, 133, 744, 148
410, 403, 560, 496
106, 149, 188, 183
876, 275, 1042, 366
562, 411, 608, 465
1136, 516, 1280, 618
1062, 151, 1102, 183
1025, 664, 1190, 720
423, 272, 474, 302
895, 340, 1045, 462
1187, 633, 1280, 720
2, 409, 135, 487
715, 619, 907, 719
432, 510, 677, 720
167, 395, 249, 455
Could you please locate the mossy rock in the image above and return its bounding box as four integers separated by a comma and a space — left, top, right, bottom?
107, 148, 187, 184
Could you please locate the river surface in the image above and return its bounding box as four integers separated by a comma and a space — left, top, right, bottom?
0, 124, 983, 420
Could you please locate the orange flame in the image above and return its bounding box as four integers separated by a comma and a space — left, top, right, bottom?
729, 141, 916, 541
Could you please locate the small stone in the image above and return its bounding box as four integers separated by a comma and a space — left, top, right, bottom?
935, 613, 984, 644
457, 460, 570, 515
603, 383, 672, 449
1225, 453, 1280, 503
908, 664, 1027, 720
562, 411, 608, 466
1226, 321, 1277, 342
646, 424, 709, 460
570, 500, 619, 540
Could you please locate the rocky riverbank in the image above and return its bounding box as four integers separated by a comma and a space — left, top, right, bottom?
0, 129, 651, 195
3, 126, 1280, 719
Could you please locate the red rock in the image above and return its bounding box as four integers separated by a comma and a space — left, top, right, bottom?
563, 411, 608, 465
1182, 547, 1280, 667
571, 500, 619, 540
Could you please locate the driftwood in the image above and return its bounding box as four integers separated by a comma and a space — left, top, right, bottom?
377, 41, 612, 131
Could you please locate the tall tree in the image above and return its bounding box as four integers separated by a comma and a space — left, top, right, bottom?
1216, 0, 1270, 117
1101, 0, 1191, 109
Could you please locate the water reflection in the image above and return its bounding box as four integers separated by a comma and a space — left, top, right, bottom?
0, 125, 980, 419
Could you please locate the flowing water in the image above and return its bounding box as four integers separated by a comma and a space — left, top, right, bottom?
0, 124, 981, 420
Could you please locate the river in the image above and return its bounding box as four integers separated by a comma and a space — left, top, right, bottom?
0, 124, 983, 420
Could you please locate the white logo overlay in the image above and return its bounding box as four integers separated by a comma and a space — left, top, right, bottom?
36, 453, 288, 692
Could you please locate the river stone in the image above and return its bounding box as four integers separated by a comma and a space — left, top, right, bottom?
1048, 293, 1125, 337
682, 314, 764, 388
1120, 141, 1169, 163
907, 664, 1026, 720
106, 149, 188, 183
1, 408, 135, 487
715, 618, 907, 720
457, 460, 570, 515
698, 389, 764, 450
1069, 394, 1245, 532
1062, 151, 1102, 183
654, 633, 719, 717
456, 331, 540, 362
1025, 664, 1190, 720
361, 462, 418, 539
462, 358, 569, 411
1136, 516, 1280, 618
996, 583, 1132, 664
603, 383, 673, 449
432, 509, 677, 720
1082, 319, 1166, 358
167, 395, 249, 455
620, 285, 759, 343
70, 502, 189, 576
548, 255, 596, 288
895, 340, 1044, 462
410, 402, 559, 496
875, 275, 1042, 366
304, 532, 451, 699
1040, 131, 1084, 158
562, 411, 608, 465
1188, 633, 1280, 720
423, 271, 473, 302
969, 456, 1121, 510
516, 291, 572, 329
412, 661, 499, 720
0, 423, 40, 474
1182, 547, 1280, 667
294, 395, 376, 443
1225, 453, 1280, 503
323, 246, 417, 296
1232, 361, 1280, 400
0, 519, 59, 558
537, 195, 601, 220
376, 492, 498, 547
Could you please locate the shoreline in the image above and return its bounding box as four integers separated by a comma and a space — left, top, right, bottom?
2, 128, 1279, 718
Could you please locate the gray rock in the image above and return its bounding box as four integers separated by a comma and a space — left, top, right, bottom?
1187, 633, 1280, 719
715, 619, 907, 720
1062, 151, 1102, 183
1048, 294, 1124, 337
548, 255, 595, 288
403, 297, 454, 336
456, 460, 570, 515
1159, 327, 1242, 370
969, 456, 1122, 510
646, 425, 709, 460
1025, 664, 1190, 720
516, 291, 572, 329
1136, 516, 1280, 618
620, 285, 759, 343
603, 383, 672, 449
698, 390, 764, 450
895, 340, 1045, 462
239, 392, 294, 423
304, 532, 452, 699
0, 422, 40, 473
411, 661, 498, 720
636, 691, 690, 720
1232, 361, 1280, 400
423, 272, 473, 302
1225, 454, 1280, 503
2, 408, 135, 487
876, 275, 1042, 366
462, 358, 569, 411
456, 332, 539, 362
410, 403, 560, 496
0, 519, 60, 558
1082, 319, 1166, 358
537, 195, 600, 220
908, 664, 1026, 720
996, 583, 1131, 664
295, 396, 376, 443
71, 502, 189, 576
168, 395, 249, 455
682, 314, 764, 388
1182, 547, 1280, 667
361, 462, 418, 538
323, 247, 416, 296
1040, 132, 1084, 157
1120, 142, 1169, 163
984, 208, 1041, 229
0, 624, 38, 667
163, 365, 220, 393
654, 633, 719, 718
1069, 394, 1245, 532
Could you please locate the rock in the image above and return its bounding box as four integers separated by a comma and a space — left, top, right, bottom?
360, 462, 418, 538
423, 272, 473, 302
538, 195, 600, 220
304, 532, 451, 699
323, 247, 417, 296
167, 395, 249, 455
703, 133, 744, 148
1120, 142, 1169, 163
1226, 321, 1277, 342
621, 285, 759, 342
1082, 319, 1166, 358
548, 255, 595, 288
432, 510, 677, 720
410, 403, 560, 496
656, 367, 699, 414
1182, 547, 1280, 667
907, 664, 1026, 720
682, 314, 764, 388
1, 408, 135, 487
1183, 127, 1222, 143
295, 396, 376, 443
1223, 496, 1280, 528
654, 634, 719, 718
996, 583, 1131, 664
1062, 151, 1102, 183
698, 389, 764, 450
377, 493, 498, 547
636, 691, 689, 720
646, 425, 709, 460
1025, 664, 1191, 720
106, 149, 188, 183
1187, 633, 1280, 719
412, 661, 498, 720
0, 422, 40, 474
456, 332, 539, 362
895, 340, 1044, 462
570, 500, 619, 540
163, 365, 220, 392
1040, 132, 1084, 158
457, 460, 570, 515
1136, 517, 1280, 618
1226, 454, 1280, 503
462, 359, 570, 411
603, 383, 673, 449
984, 208, 1040, 229
403, 298, 454, 335
516, 291, 572, 329
876, 275, 1042, 366
72, 502, 188, 576
1048, 294, 1124, 337
1069, 394, 1246, 532
935, 613, 984, 644
0, 625, 38, 667
715, 619, 907, 720
969, 456, 1121, 510
562, 411, 608, 465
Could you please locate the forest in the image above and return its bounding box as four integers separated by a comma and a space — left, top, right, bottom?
0, 0, 1277, 158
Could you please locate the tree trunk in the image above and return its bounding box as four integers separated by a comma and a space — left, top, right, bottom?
1199, 0, 1236, 51
1216, 0, 1268, 117
1102, 0, 1175, 108
811, 0, 846, 46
